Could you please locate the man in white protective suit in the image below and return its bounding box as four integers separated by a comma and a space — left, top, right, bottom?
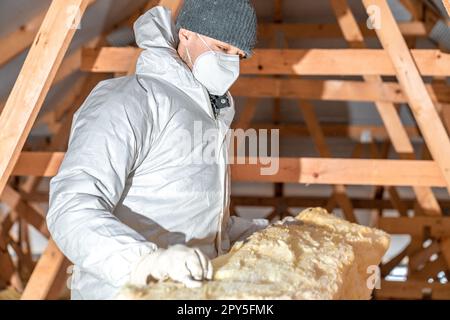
47, 0, 270, 300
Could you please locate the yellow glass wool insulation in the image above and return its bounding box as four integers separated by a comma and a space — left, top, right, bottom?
118, 208, 390, 300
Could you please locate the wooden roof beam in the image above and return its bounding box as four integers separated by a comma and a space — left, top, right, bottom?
444, 0, 450, 17
231, 78, 449, 103
11, 152, 447, 187
363, 0, 450, 194
331, 0, 442, 220
81, 47, 450, 76
259, 21, 429, 39
0, 0, 94, 196
0, 0, 96, 69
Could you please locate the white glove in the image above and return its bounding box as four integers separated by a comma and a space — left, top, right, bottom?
129, 244, 213, 288
227, 217, 269, 243
273, 215, 297, 226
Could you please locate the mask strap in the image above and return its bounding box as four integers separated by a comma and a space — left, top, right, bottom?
185, 46, 193, 66
198, 34, 215, 53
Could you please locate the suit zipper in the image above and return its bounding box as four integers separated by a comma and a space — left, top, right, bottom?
216, 114, 226, 256
203, 88, 226, 255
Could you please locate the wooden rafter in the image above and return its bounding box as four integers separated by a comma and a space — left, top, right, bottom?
258, 21, 429, 39
0, 1, 96, 69
231, 78, 449, 104
81, 47, 450, 76
20, 239, 70, 300
442, 0, 450, 16
375, 280, 450, 299
10, 152, 447, 187
33, 0, 172, 132
362, 0, 450, 195
331, 0, 443, 224
0, 18, 422, 69
360, 0, 450, 296
0, 11, 46, 69
0, 0, 93, 195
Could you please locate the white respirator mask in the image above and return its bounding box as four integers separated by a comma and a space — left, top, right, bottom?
186, 34, 240, 96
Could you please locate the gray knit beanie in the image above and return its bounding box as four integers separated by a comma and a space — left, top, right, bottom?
176, 0, 257, 58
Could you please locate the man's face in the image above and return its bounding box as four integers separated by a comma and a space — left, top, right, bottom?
178, 28, 246, 69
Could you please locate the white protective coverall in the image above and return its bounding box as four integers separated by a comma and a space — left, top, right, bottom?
47, 6, 267, 300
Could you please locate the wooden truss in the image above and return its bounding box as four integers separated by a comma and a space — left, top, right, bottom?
0, 0, 450, 299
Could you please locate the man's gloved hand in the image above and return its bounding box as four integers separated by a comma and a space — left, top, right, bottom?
129, 244, 213, 288
273, 215, 297, 226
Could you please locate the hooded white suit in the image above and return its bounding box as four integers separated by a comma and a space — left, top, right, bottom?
47, 6, 267, 300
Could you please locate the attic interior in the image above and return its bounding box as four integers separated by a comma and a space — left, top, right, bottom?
0, 0, 450, 300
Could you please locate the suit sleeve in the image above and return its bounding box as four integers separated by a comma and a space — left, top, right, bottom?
47, 97, 157, 288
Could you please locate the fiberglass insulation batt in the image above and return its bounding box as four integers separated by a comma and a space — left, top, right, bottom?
119, 208, 390, 300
